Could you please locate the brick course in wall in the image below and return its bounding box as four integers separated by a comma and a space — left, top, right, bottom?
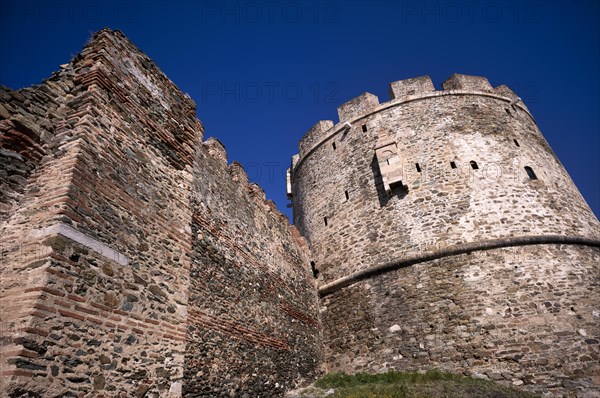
2, 28, 599, 398
1, 29, 318, 398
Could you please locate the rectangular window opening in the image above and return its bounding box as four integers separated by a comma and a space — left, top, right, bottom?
525, 166, 538, 180
362, 124, 367, 132
415, 163, 421, 173
332, 142, 336, 150
514, 139, 520, 147
345, 190, 349, 200
324, 217, 328, 226
450, 161, 457, 169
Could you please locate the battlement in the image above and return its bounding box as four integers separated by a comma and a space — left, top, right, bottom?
442, 73, 494, 91
389, 75, 435, 99
204, 137, 228, 163
228, 161, 249, 186
202, 137, 299, 233
337, 92, 380, 122
295, 74, 534, 168
298, 120, 334, 158
494, 84, 519, 100
4, 29, 598, 398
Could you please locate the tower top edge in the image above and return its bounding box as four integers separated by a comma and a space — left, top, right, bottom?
295, 74, 527, 163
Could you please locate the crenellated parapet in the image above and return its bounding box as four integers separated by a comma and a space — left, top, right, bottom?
200, 135, 308, 246
294, 74, 536, 169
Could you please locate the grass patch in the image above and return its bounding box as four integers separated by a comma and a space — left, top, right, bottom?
315, 370, 456, 388
310, 370, 539, 398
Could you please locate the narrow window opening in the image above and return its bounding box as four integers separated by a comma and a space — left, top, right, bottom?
324, 217, 328, 226
332, 142, 336, 150
505, 108, 511, 115
470, 161, 479, 170
525, 166, 538, 180
513, 139, 520, 147
344, 190, 350, 200
362, 124, 367, 132
415, 163, 421, 172
310, 261, 319, 279
450, 161, 457, 169
69, 253, 80, 262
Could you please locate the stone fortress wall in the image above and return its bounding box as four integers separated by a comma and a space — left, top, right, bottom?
1, 27, 599, 398
0, 29, 319, 398
289, 74, 600, 395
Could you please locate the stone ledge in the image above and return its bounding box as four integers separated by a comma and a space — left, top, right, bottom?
30, 223, 129, 265
318, 235, 600, 297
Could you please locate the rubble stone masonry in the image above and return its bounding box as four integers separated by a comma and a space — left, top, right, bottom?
0, 29, 318, 398
1, 28, 599, 398
290, 74, 600, 396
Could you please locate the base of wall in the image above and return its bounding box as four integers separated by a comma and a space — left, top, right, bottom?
320, 244, 600, 397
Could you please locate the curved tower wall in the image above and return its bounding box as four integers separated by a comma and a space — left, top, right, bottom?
290, 74, 600, 395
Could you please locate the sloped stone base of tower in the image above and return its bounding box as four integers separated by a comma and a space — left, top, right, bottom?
320, 244, 600, 397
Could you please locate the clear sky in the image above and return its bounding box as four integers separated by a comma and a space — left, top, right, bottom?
1, 0, 599, 220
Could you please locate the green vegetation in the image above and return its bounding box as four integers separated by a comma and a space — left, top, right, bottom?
300, 370, 540, 398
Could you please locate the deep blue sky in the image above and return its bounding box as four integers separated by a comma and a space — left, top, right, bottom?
1, 0, 599, 220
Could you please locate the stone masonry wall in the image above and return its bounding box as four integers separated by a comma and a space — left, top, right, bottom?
321, 244, 600, 396
1, 29, 318, 398
292, 75, 600, 284
184, 141, 319, 397
1, 28, 200, 397
290, 75, 600, 396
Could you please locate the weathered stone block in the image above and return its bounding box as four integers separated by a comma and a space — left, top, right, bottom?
442, 73, 493, 92
337, 92, 379, 122
389, 76, 435, 99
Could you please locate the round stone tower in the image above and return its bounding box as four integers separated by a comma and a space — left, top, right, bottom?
289, 74, 600, 395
